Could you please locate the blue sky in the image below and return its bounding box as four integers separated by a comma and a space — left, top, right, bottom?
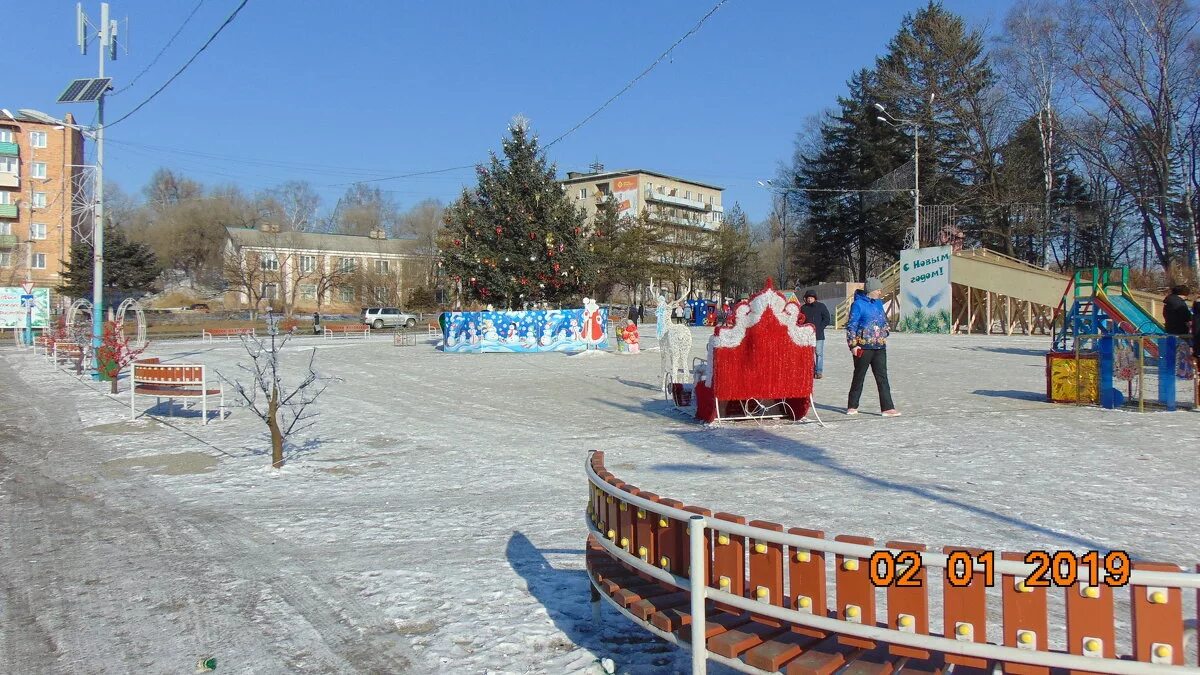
9, 1, 1016, 223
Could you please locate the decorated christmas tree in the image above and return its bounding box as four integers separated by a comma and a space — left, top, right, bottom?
440, 117, 595, 308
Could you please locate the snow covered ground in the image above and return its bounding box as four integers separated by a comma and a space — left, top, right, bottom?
0, 327, 1197, 674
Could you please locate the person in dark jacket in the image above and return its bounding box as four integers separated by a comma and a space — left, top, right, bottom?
845, 278, 899, 416
1163, 285, 1192, 335
312, 311, 322, 335
802, 290, 831, 379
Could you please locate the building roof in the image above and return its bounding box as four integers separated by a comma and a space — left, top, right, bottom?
559, 169, 722, 192
225, 226, 423, 256
0, 109, 78, 127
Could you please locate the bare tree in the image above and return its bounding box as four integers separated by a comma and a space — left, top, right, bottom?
221, 315, 334, 469
261, 181, 321, 232
996, 0, 1070, 265
1062, 0, 1200, 273
398, 198, 444, 286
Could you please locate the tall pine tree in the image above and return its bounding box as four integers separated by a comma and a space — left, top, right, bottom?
58, 223, 159, 299
440, 118, 595, 308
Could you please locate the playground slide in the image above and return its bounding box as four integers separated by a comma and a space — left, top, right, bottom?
1095, 288, 1165, 335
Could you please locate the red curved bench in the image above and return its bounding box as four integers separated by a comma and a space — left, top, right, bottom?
585, 450, 1199, 674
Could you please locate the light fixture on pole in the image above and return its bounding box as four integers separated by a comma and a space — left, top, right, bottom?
874, 102, 920, 250
757, 179, 793, 288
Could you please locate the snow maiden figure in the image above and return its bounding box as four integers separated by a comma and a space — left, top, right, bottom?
621, 320, 640, 354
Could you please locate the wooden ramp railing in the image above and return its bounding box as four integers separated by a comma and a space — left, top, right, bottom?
585, 450, 1200, 674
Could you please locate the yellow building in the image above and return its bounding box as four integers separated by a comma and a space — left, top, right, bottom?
0, 110, 86, 292
223, 225, 429, 314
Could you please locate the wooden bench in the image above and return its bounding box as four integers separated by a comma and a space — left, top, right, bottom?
52, 341, 86, 375
130, 361, 224, 424
585, 450, 1199, 674
323, 323, 370, 339
33, 335, 51, 356
201, 327, 255, 342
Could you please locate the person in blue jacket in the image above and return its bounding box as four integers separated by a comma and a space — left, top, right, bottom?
845, 277, 900, 417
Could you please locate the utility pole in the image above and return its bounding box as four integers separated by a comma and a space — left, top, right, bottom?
93, 2, 110, 378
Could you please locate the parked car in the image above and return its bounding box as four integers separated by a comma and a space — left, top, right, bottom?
189, 303, 210, 312
361, 306, 418, 329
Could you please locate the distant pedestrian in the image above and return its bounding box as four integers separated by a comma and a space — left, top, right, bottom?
802, 290, 830, 379
637, 303, 644, 324
312, 311, 321, 335
1163, 285, 1192, 335
845, 278, 899, 417
683, 303, 693, 325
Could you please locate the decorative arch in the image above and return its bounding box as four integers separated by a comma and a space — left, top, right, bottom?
115, 298, 147, 349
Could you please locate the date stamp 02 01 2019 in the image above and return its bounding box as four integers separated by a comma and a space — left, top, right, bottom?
865, 549, 1133, 588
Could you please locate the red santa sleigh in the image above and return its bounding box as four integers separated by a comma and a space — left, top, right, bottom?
688, 280, 821, 424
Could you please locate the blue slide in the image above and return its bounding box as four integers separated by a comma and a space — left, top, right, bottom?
1100, 290, 1164, 335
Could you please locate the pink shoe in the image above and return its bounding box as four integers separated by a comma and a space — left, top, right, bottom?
845, 408, 858, 415
881, 409, 901, 417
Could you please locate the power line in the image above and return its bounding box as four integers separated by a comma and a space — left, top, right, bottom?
542, 0, 728, 151
105, 0, 250, 130
112, 0, 208, 95
348, 0, 730, 187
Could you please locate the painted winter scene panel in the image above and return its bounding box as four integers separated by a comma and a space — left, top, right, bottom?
1, 327, 1196, 674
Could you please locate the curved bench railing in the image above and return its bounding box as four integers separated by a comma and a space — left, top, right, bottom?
584, 450, 1200, 674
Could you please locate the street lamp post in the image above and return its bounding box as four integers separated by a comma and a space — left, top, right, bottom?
874, 103, 921, 250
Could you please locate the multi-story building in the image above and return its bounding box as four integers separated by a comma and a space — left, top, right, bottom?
561, 168, 724, 292
0, 110, 85, 292
223, 225, 429, 313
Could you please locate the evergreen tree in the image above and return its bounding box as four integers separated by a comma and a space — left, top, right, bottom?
874, 2, 1000, 245
794, 69, 909, 283
440, 118, 595, 307
58, 223, 159, 299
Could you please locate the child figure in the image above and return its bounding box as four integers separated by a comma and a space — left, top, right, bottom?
621, 319, 640, 354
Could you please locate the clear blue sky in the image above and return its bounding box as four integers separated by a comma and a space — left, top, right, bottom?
9, 1, 1016, 223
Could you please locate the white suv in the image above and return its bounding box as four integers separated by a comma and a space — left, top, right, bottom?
361, 307, 418, 329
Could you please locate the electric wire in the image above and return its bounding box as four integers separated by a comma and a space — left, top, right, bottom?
344, 0, 730, 186
111, 0, 208, 95
105, 0, 250, 130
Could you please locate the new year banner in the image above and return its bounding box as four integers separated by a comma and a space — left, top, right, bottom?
899, 246, 951, 333
0, 287, 50, 329
442, 304, 609, 353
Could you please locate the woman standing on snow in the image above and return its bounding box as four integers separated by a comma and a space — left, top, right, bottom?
845, 278, 900, 417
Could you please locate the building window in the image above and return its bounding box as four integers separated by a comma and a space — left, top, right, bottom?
375, 259, 389, 273
0, 222, 10, 235
259, 252, 278, 271
685, 190, 692, 200
0, 251, 9, 267
0, 157, 16, 174
30, 223, 47, 240
339, 257, 357, 272
0, 191, 11, 205
30, 131, 47, 149
578, 187, 588, 199
0, 129, 12, 143
299, 283, 317, 300
300, 255, 315, 273
374, 287, 388, 303
32, 192, 47, 208
32, 253, 46, 269
31, 162, 47, 179
339, 286, 355, 303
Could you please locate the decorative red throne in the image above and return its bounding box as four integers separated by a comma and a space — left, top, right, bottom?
692, 280, 818, 423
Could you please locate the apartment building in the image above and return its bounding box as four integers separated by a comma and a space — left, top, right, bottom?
224, 225, 428, 313
0, 110, 85, 291
561, 168, 725, 289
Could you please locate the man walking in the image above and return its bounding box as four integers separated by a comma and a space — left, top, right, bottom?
1163, 285, 1192, 336
845, 278, 899, 417
802, 290, 830, 379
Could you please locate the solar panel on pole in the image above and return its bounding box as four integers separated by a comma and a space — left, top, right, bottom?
57, 79, 91, 104
79, 78, 111, 102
